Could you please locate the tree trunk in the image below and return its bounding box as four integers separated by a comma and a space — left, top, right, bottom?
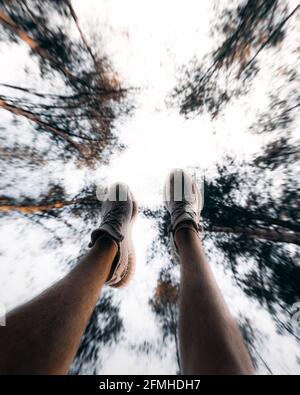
65, 0, 98, 66
0, 197, 98, 214
218, 205, 300, 234
209, 224, 300, 245
0, 201, 70, 214
250, 214, 300, 234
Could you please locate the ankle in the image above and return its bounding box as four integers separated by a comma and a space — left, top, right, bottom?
175, 226, 197, 244
174, 228, 206, 274
93, 234, 118, 254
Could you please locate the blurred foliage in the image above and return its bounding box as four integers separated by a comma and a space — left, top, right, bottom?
70, 291, 123, 375
0, 0, 131, 165
171, 0, 299, 118
149, 267, 181, 373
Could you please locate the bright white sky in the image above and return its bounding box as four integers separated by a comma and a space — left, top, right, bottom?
72, 0, 270, 207
0, 0, 299, 375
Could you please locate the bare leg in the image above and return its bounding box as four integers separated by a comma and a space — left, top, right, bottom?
176, 228, 254, 375
0, 237, 117, 374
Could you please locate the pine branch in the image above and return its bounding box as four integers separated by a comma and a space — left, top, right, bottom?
240, 4, 300, 74
0, 196, 99, 214
0, 96, 86, 157
65, 0, 98, 67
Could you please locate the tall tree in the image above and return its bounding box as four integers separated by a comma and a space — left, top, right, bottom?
149, 267, 181, 373
70, 291, 123, 375
0, 0, 129, 165
171, 0, 299, 118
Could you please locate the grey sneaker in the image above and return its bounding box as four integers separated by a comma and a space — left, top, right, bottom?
163, 169, 203, 259
89, 183, 138, 287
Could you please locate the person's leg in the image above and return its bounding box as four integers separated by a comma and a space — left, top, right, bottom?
164, 169, 254, 375
0, 236, 117, 375
176, 228, 254, 375
0, 183, 137, 374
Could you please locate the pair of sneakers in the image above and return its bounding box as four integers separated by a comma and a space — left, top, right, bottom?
89, 169, 203, 287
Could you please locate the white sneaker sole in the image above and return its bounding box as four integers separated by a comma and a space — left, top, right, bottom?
110, 193, 138, 288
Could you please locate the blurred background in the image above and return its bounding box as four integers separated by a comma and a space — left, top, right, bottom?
0, 0, 299, 374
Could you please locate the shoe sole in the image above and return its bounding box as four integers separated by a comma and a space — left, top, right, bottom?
110, 192, 138, 288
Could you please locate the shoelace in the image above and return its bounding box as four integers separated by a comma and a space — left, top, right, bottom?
102, 200, 129, 231
170, 199, 196, 222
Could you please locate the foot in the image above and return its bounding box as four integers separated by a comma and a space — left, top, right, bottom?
89, 183, 138, 287
163, 169, 203, 258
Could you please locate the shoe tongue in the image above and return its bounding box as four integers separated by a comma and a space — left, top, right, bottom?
173, 212, 195, 231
